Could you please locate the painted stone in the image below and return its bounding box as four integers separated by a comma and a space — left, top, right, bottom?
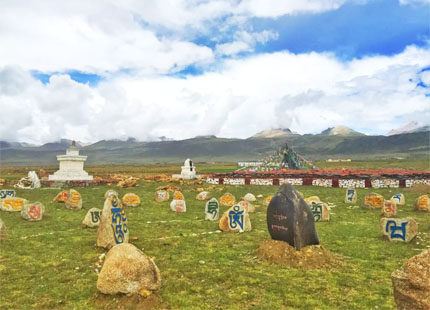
219, 193, 235, 207
391, 193, 405, 205
219, 204, 251, 232
345, 188, 357, 204
0, 197, 27, 212
0, 189, 15, 199
0, 218, 8, 240
97, 243, 161, 296
267, 184, 320, 250
154, 190, 169, 202
415, 195, 430, 212
173, 191, 185, 201
382, 200, 397, 218
21, 202, 44, 221
170, 200, 186, 212
364, 193, 384, 209
122, 193, 141, 207
104, 190, 119, 200
205, 198, 219, 221
304, 196, 321, 205
238, 200, 255, 213
196, 191, 210, 201
65, 189, 82, 210
263, 196, 273, 207
82, 208, 102, 228
392, 249, 430, 310
97, 194, 129, 249
381, 217, 418, 242
53, 190, 69, 202
310, 202, 330, 222
243, 193, 256, 202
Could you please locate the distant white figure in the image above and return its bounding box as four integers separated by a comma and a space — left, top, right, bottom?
14, 171, 41, 189
172, 158, 201, 179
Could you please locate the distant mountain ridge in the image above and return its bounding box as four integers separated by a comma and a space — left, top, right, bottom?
387, 121, 430, 136
250, 128, 296, 139
320, 125, 365, 136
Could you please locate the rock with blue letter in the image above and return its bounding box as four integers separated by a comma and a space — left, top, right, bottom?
345, 188, 357, 204
219, 204, 251, 232
97, 194, 129, 249
381, 217, 417, 242
390, 193, 405, 205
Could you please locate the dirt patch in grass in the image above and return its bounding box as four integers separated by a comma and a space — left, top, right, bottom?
257, 240, 343, 269
410, 184, 430, 194
94, 293, 168, 310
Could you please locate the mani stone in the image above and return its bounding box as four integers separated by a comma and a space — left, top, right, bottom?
97, 194, 129, 249
219, 204, 251, 232
65, 189, 82, 210
53, 190, 69, 202
238, 200, 255, 213
170, 199, 186, 212
310, 202, 330, 222
154, 190, 169, 202
382, 200, 397, 218
220, 193, 236, 207
21, 202, 44, 221
380, 217, 418, 242
122, 193, 141, 207
263, 196, 273, 207
0, 189, 15, 199
392, 249, 430, 310
345, 188, 357, 204
243, 193, 256, 202
0, 197, 27, 212
304, 196, 321, 205
364, 193, 384, 209
415, 195, 430, 212
173, 191, 185, 201
205, 198, 219, 221
82, 208, 102, 228
391, 193, 405, 205
0, 218, 7, 240
104, 190, 119, 200
97, 243, 161, 296
267, 184, 320, 250
196, 191, 210, 201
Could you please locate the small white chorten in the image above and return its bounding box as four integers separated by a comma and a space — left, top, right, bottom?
172, 158, 200, 179
48, 141, 93, 181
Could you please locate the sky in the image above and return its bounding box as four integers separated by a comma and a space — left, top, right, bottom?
0, 0, 429, 144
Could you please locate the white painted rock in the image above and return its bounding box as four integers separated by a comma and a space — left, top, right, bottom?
391, 193, 405, 205
243, 193, 256, 202
345, 188, 357, 203
219, 204, 251, 232
205, 198, 219, 221
104, 190, 119, 200
382, 200, 397, 218
82, 208, 102, 228
196, 191, 210, 201
170, 200, 186, 212
238, 200, 255, 213
381, 217, 418, 242
97, 194, 129, 249
21, 202, 44, 221
97, 243, 161, 296
0, 218, 7, 240
415, 195, 430, 212
0, 189, 15, 199
65, 189, 82, 210
0, 197, 27, 212
154, 190, 169, 202
122, 193, 141, 207
310, 202, 330, 222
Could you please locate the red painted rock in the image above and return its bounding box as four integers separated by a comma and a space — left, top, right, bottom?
170, 200, 186, 212
382, 200, 397, 218
21, 202, 44, 221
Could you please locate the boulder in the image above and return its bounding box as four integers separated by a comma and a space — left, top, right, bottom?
415, 195, 430, 212
65, 189, 82, 210
309, 202, 330, 222
97, 243, 161, 296
345, 188, 357, 203
170, 200, 186, 212
219, 204, 251, 232
392, 249, 430, 310
205, 198, 219, 221
173, 191, 185, 201
0, 197, 27, 212
243, 193, 256, 202
382, 200, 397, 218
21, 202, 44, 221
304, 196, 321, 205
364, 193, 384, 209
82, 208, 102, 228
154, 190, 169, 202
0, 189, 15, 199
238, 200, 255, 213
53, 190, 69, 202
219, 193, 235, 207
381, 218, 418, 242
97, 194, 129, 249
391, 193, 405, 205
0, 218, 7, 240
267, 184, 320, 250
122, 193, 141, 207
14, 171, 41, 189
263, 196, 273, 207
104, 190, 119, 200
196, 191, 210, 201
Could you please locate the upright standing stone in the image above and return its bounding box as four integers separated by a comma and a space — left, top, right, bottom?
345, 188, 357, 203
53, 190, 69, 202
263, 196, 273, 207
238, 200, 255, 213
104, 190, 119, 200
154, 190, 169, 202
0, 197, 27, 212
205, 198, 219, 221
82, 208, 102, 228
0, 189, 15, 199
0, 218, 7, 240
382, 200, 397, 218
173, 191, 185, 201
196, 191, 210, 201
219, 204, 251, 232
220, 193, 235, 207
310, 202, 330, 222
243, 193, 256, 202
65, 189, 82, 210
97, 194, 129, 249
364, 193, 384, 209
380, 218, 418, 242
415, 195, 430, 212
267, 184, 319, 250
122, 193, 141, 207
170, 199, 186, 212
391, 193, 405, 205
21, 202, 44, 221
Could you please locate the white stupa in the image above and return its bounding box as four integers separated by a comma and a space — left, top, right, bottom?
172, 158, 201, 179
48, 141, 93, 181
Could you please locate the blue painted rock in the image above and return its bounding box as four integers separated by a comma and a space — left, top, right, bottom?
381, 217, 417, 242
267, 184, 319, 250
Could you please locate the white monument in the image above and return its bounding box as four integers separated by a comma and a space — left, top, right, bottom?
48, 141, 93, 181
172, 158, 201, 179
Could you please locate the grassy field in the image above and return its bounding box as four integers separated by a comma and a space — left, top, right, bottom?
1, 164, 430, 310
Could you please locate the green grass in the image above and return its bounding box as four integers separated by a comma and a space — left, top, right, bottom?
0, 166, 430, 310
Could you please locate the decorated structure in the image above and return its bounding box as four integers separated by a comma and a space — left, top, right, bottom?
172, 158, 201, 179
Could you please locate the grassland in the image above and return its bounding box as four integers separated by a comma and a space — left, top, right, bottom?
0, 163, 430, 310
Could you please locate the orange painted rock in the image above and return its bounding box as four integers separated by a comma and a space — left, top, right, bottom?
364, 193, 384, 209
53, 190, 69, 202
219, 193, 235, 207
263, 196, 273, 207
0, 197, 27, 212
173, 191, 185, 201
65, 189, 82, 210
415, 195, 429, 212
122, 193, 141, 207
